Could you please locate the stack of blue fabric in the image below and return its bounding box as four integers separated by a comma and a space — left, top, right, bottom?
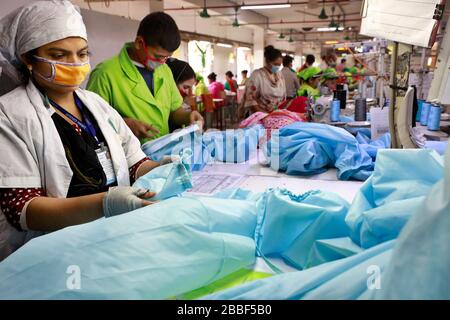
141, 125, 264, 171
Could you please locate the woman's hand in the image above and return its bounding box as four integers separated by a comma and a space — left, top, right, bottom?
103, 186, 157, 217
190, 110, 204, 130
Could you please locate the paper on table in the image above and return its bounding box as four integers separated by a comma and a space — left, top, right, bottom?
370, 107, 390, 140
188, 172, 246, 195
360, 0, 441, 48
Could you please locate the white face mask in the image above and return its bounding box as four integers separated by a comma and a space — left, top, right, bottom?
271, 65, 281, 73
145, 59, 164, 71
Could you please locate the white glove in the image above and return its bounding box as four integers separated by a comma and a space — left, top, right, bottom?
103, 186, 154, 218
160, 154, 185, 165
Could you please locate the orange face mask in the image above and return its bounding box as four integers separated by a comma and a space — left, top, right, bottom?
32, 55, 91, 87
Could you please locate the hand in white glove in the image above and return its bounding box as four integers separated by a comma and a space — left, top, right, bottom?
103, 186, 156, 218
159, 155, 182, 166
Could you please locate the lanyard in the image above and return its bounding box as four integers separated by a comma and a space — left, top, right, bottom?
49, 94, 99, 144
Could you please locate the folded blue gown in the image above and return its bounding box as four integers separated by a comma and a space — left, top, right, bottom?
263, 122, 390, 181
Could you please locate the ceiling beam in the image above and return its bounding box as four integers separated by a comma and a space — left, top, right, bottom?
164, 1, 358, 11
220, 17, 362, 27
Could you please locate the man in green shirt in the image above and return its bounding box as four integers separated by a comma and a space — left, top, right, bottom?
87, 12, 203, 142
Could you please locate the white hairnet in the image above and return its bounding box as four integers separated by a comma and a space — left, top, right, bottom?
0, 0, 87, 95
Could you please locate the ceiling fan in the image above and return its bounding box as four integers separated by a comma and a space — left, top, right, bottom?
199, 0, 210, 18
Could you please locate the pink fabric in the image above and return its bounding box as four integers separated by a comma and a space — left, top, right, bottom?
208, 81, 225, 99
239, 111, 269, 128
239, 109, 304, 140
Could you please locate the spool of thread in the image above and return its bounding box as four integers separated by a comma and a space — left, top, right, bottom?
355, 98, 367, 121
420, 102, 431, 125
427, 104, 441, 131
333, 89, 347, 110
330, 99, 341, 122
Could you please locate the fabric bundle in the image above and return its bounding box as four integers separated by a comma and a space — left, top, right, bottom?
263, 122, 390, 180
142, 125, 264, 170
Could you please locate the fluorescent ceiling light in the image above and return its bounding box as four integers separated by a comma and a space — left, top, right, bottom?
239, 47, 251, 50
217, 43, 232, 48
317, 27, 345, 32
241, 4, 291, 10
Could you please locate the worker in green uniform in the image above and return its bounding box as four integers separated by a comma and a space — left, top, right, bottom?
297, 66, 322, 100
320, 67, 339, 95
87, 12, 204, 142
194, 73, 209, 97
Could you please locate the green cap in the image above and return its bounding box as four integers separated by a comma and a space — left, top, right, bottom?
322, 67, 338, 79
349, 66, 359, 74
298, 66, 322, 81
195, 73, 204, 82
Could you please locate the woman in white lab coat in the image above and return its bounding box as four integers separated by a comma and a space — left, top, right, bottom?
0, 1, 161, 259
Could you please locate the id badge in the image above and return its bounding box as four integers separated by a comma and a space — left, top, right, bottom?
95, 143, 116, 185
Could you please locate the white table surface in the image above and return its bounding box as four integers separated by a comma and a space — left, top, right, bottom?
190, 150, 363, 203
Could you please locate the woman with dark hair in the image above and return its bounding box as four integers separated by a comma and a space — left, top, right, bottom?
240, 70, 249, 86
224, 71, 238, 93
239, 45, 286, 118
166, 58, 197, 112
207, 72, 225, 99
166, 58, 196, 97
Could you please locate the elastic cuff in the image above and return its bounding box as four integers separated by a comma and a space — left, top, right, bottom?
19, 197, 40, 231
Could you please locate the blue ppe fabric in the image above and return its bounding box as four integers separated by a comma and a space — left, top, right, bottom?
306, 237, 363, 268
0, 196, 257, 299
345, 149, 444, 248
210, 188, 352, 270
141, 125, 211, 171
311, 141, 450, 300
133, 150, 193, 201
263, 122, 389, 181
356, 132, 390, 158
204, 240, 394, 300
424, 140, 448, 155
141, 125, 263, 171
1, 143, 447, 300
369, 142, 450, 299
340, 115, 371, 138
202, 125, 264, 163
204, 146, 448, 300
204, 150, 449, 301
253, 189, 350, 270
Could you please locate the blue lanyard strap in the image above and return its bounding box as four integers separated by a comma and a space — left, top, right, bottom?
49, 94, 99, 144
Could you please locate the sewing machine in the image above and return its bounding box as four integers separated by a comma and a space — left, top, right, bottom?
309, 95, 334, 123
